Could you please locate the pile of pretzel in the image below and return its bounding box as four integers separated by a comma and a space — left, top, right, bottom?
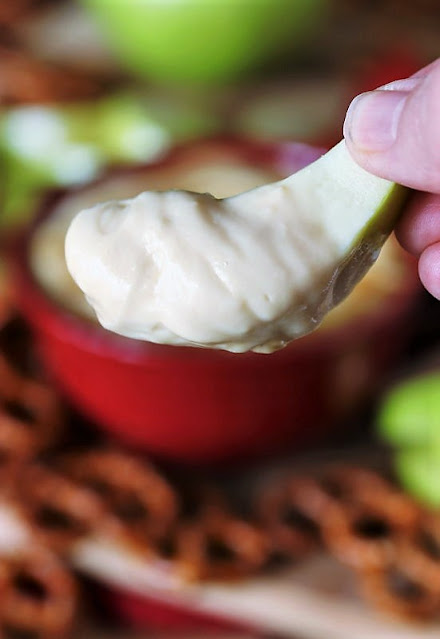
0, 0, 55, 26
16, 453, 440, 623
1, 309, 440, 638
0, 41, 106, 105
0, 311, 76, 639
258, 467, 440, 621
0, 317, 63, 487
0, 0, 106, 105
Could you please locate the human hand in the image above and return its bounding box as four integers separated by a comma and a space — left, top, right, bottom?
343, 59, 440, 299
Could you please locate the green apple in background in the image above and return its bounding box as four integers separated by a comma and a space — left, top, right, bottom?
1, 152, 54, 227
0, 91, 221, 227
377, 372, 440, 507
378, 373, 440, 448
80, 0, 327, 85
395, 447, 440, 508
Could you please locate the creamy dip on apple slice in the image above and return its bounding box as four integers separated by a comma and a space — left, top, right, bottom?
65, 141, 404, 353
31, 154, 278, 320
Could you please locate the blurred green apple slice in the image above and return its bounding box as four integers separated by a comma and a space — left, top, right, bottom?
0, 94, 174, 227
378, 373, 440, 448
395, 447, 440, 508
66, 93, 171, 164
81, 0, 327, 85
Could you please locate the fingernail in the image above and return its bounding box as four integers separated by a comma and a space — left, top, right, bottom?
379, 77, 422, 92
343, 89, 409, 152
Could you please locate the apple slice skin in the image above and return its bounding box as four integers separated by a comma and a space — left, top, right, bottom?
352, 183, 408, 247
216, 141, 410, 351
327, 183, 408, 313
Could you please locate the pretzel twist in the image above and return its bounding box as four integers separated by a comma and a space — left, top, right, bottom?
257, 476, 324, 559
393, 512, 440, 596
359, 563, 440, 621
0, 547, 77, 639
20, 464, 108, 554
322, 466, 421, 529
1, 382, 61, 452
175, 512, 270, 582
0, 350, 62, 490
314, 467, 420, 571
63, 450, 179, 545
0, 413, 37, 490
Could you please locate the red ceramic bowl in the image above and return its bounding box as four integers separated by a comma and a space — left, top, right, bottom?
9, 137, 420, 464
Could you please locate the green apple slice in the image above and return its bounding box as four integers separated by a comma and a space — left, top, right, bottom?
394, 447, 440, 508
378, 373, 440, 448
66, 140, 407, 353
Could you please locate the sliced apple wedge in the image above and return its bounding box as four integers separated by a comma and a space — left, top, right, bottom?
65, 140, 407, 353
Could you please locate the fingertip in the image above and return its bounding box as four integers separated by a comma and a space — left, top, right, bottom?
395, 193, 440, 256
343, 57, 440, 191
343, 89, 409, 153
419, 242, 440, 300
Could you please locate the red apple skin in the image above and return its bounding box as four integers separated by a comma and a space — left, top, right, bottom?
9, 137, 420, 465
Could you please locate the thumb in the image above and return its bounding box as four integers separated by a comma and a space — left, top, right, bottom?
343, 59, 440, 193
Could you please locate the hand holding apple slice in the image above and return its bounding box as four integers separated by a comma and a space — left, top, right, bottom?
65, 141, 407, 353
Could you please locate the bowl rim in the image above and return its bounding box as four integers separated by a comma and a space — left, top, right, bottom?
8, 135, 420, 366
